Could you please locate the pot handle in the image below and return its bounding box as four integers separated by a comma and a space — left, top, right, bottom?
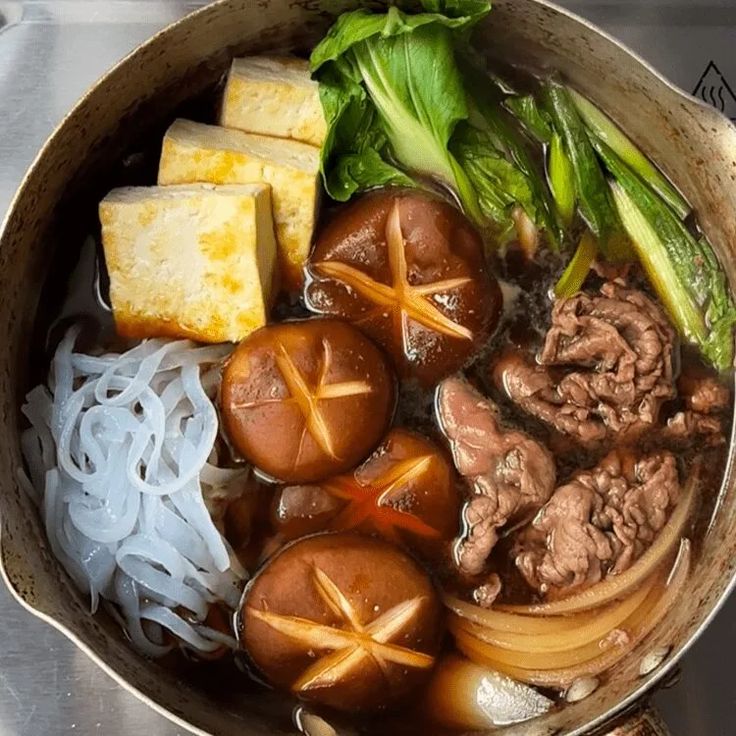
601, 705, 670, 736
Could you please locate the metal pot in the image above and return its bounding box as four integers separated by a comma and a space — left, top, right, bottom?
0, 1, 734, 734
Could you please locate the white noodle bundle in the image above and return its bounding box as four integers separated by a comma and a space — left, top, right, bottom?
21, 328, 246, 657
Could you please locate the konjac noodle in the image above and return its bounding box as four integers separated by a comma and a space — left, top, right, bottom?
19, 0, 734, 734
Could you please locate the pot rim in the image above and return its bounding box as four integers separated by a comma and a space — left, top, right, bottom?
1, 1, 735, 735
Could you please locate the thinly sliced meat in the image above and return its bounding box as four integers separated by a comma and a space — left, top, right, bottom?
493, 351, 607, 444
436, 377, 556, 577
493, 283, 677, 445
661, 371, 731, 446
513, 449, 680, 598
679, 374, 730, 414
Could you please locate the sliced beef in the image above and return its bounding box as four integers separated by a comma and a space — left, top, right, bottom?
679, 373, 730, 414
662, 372, 731, 445
492, 282, 676, 444
663, 410, 724, 443
513, 449, 680, 598
436, 377, 556, 577
590, 259, 632, 283
493, 351, 608, 444
473, 574, 502, 609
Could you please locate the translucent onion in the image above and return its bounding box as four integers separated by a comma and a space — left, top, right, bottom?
443, 594, 599, 635
498, 471, 697, 616
450, 573, 654, 653
456, 540, 690, 688
453, 619, 629, 670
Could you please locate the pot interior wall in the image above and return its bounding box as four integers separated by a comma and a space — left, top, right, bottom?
0, 1, 735, 735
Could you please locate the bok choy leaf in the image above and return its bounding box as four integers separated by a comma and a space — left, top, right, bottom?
311, 5, 487, 223
542, 81, 631, 262
548, 132, 576, 227
505, 95, 553, 144
317, 63, 414, 201
311, 0, 563, 242
452, 123, 537, 230
310, 0, 490, 68
568, 88, 691, 219
349, 24, 483, 222
600, 140, 736, 371
461, 60, 563, 248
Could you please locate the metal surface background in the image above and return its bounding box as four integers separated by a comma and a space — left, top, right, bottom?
0, 1, 734, 734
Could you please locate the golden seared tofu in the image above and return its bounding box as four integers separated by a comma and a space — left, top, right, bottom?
99, 183, 277, 344
220, 57, 326, 147
158, 119, 320, 290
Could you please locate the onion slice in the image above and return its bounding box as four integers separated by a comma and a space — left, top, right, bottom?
456, 540, 690, 687
453, 619, 628, 670
443, 594, 600, 634
450, 574, 654, 653
498, 470, 698, 616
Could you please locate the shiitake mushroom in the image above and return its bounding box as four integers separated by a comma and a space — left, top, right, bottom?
272, 428, 460, 560
220, 319, 396, 483
239, 532, 443, 712
305, 190, 502, 385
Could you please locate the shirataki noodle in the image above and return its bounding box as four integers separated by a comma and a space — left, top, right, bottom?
20, 329, 245, 656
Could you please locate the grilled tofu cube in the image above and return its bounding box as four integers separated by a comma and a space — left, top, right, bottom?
99, 183, 277, 343
158, 119, 320, 290
220, 56, 326, 147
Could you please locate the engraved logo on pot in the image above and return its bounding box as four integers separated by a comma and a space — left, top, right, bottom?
693, 61, 736, 121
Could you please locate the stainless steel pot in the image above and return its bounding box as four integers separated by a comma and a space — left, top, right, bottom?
0, 1, 734, 734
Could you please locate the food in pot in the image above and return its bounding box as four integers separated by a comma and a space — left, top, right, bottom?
305, 191, 501, 384
158, 118, 320, 289
492, 282, 676, 445
220, 57, 326, 147
220, 319, 395, 482
437, 376, 556, 580
20, 333, 244, 656
662, 369, 731, 443
423, 655, 552, 729
18, 0, 736, 731
513, 449, 681, 597
240, 532, 442, 711
99, 183, 277, 342
272, 428, 459, 558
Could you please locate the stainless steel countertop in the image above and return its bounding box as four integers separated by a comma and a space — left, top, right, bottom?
1, 1, 735, 734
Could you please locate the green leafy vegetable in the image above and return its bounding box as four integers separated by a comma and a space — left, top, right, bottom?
505, 95, 553, 144
542, 81, 630, 261
317, 64, 414, 201
461, 60, 563, 247
568, 88, 690, 219
452, 123, 537, 229
554, 231, 597, 298
420, 0, 493, 19
601, 140, 736, 371
312, 0, 563, 240
548, 132, 576, 227
311, 4, 488, 223
349, 25, 482, 220
310, 1, 490, 70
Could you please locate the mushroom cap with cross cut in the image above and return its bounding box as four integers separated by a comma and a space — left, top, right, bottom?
220, 319, 396, 483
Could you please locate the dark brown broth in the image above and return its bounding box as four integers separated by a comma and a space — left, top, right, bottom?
25, 64, 734, 736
